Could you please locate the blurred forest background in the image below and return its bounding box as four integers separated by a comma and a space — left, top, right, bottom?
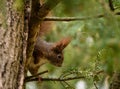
26, 0, 120, 89
0, 0, 120, 89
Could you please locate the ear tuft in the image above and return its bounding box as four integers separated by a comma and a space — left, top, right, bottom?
53, 37, 71, 51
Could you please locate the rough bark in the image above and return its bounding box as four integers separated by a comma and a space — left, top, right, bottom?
0, 0, 26, 89
0, 0, 61, 89
110, 72, 120, 89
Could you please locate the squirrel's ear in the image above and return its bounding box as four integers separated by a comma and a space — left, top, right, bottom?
52, 37, 71, 51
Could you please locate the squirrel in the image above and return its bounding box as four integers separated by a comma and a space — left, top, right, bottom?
28, 36, 71, 75
27, 2, 71, 75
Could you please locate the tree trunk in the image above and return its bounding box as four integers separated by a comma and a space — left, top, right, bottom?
110, 72, 120, 89
0, 0, 61, 88
0, 0, 26, 89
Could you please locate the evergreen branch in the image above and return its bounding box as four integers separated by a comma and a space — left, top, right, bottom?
94, 82, 98, 89
59, 71, 75, 79
25, 70, 48, 80
25, 70, 104, 82
94, 70, 104, 75
25, 76, 85, 82
64, 81, 75, 89
60, 81, 66, 89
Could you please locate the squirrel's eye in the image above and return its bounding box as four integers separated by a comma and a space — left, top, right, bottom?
57, 54, 62, 59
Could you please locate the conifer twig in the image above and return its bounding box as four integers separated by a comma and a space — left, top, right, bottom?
25, 70, 48, 81
94, 82, 98, 89
25, 76, 85, 82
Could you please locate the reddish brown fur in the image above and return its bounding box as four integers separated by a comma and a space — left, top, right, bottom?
28, 37, 71, 75
28, 0, 71, 75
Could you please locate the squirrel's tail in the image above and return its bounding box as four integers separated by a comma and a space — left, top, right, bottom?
38, 0, 54, 36
39, 16, 54, 36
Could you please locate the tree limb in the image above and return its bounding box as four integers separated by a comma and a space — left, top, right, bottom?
25, 76, 85, 82
25, 70, 48, 80
25, 70, 104, 82
43, 15, 104, 21
38, 0, 61, 18
42, 12, 120, 22
94, 82, 98, 89
108, 0, 114, 11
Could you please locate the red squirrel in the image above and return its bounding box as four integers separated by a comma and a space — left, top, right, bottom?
28, 11, 71, 75
28, 37, 71, 75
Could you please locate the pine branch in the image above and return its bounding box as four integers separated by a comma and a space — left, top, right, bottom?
25, 70, 48, 80
94, 82, 98, 89
25, 70, 104, 82
25, 76, 85, 82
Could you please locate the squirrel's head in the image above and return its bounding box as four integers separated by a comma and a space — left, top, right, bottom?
47, 37, 71, 67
